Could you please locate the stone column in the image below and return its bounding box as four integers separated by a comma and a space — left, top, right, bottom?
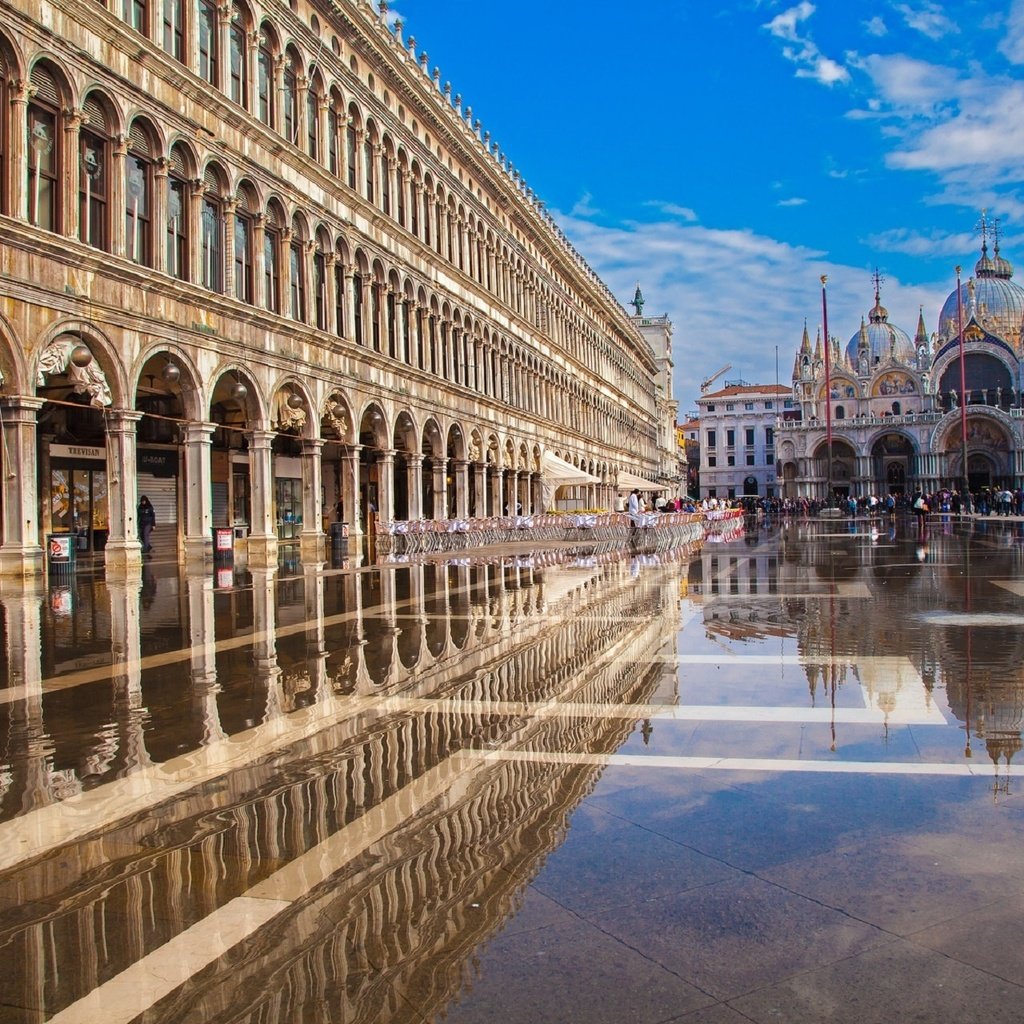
104, 409, 144, 572
300, 438, 325, 561
378, 448, 395, 523
324, 252, 339, 336
473, 462, 487, 518
489, 466, 503, 518
432, 460, 447, 520
9, 79, 31, 222
187, 177, 203, 285
454, 459, 470, 519
61, 107, 85, 238
407, 453, 423, 520
182, 421, 215, 562
344, 268, 357, 344
222, 196, 237, 297
152, 156, 170, 273
0, 397, 44, 576
246, 428, 278, 568
110, 133, 129, 257
252, 211, 266, 307
342, 444, 363, 541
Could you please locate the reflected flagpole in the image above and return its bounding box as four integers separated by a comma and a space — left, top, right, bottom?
821, 275, 833, 504
956, 265, 971, 513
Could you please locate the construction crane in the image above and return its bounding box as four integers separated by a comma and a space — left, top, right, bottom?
700, 363, 732, 394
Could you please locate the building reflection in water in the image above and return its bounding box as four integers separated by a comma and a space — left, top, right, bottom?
693, 518, 1024, 783
0, 541, 698, 1023
2, 521, 1023, 1020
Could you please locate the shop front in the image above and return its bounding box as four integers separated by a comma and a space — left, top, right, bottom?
48, 444, 109, 553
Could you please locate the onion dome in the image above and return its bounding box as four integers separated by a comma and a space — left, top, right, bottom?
846, 284, 915, 370
937, 238, 1024, 347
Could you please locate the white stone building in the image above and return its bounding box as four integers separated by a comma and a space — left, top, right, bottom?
0, 0, 663, 574
696, 383, 793, 500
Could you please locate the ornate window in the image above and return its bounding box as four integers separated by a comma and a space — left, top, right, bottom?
257, 35, 275, 128
27, 65, 61, 232
289, 220, 306, 321
229, 13, 248, 107
334, 245, 345, 337
263, 204, 283, 313
122, 0, 147, 34
313, 236, 326, 330
79, 94, 111, 251
166, 145, 190, 280
200, 166, 224, 291
380, 148, 390, 215
306, 78, 321, 160
327, 99, 340, 176
282, 52, 298, 144
162, 0, 185, 62
363, 131, 374, 201
352, 271, 364, 344
126, 121, 155, 266
346, 115, 357, 189
234, 187, 255, 303
198, 0, 218, 86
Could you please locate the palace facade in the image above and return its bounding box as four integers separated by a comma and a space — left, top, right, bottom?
0, 0, 665, 575
777, 236, 1024, 500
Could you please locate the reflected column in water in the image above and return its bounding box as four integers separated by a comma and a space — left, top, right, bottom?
1, 580, 53, 814
251, 568, 282, 717
187, 574, 225, 744
107, 576, 151, 771
303, 563, 328, 703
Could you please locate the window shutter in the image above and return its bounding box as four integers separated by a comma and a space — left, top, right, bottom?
30, 65, 60, 106
82, 95, 109, 135
128, 121, 152, 158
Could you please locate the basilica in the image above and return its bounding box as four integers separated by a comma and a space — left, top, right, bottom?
777, 231, 1024, 500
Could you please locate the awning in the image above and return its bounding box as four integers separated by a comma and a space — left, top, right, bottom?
541, 451, 601, 486
616, 469, 670, 492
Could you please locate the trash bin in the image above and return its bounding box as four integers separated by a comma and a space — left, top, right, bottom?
212, 527, 234, 563
47, 533, 76, 575
330, 521, 349, 545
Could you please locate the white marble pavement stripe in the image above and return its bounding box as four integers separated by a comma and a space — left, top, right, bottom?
472, 748, 1022, 776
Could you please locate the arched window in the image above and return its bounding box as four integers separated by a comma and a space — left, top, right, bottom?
229, 12, 248, 107
334, 244, 345, 338
122, 0, 147, 34
257, 35, 275, 128
380, 147, 390, 215
126, 121, 155, 266
0, 55, 6, 215
352, 269, 364, 345
234, 186, 255, 303
327, 96, 341, 176
306, 77, 321, 160
264, 204, 283, 313
421, 182, 431, 246
346, 112, 357, 189
162, 0, 185, 62
313, 232, 327, 330
363, 131, 374, 201
370, 277, 381, 351
282, 52, 298, 144
79, 94, 111, 251
166, 144, 190, 280
198, 0, 218, 86
835, 405, 845, 420
200, 166, 224, 291
27, 65, 61, 231
396, 153, 407, 227
289, 217, 306, 321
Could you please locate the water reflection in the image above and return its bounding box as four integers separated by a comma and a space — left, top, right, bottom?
2, 520, 1024, 1022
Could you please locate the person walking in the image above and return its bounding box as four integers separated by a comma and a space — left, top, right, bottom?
138, 495, 156, 553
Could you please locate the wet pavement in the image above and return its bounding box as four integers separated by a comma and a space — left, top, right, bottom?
1, 516, 1024, 1023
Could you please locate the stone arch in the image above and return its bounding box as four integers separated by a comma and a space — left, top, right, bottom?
270, 375, 314, 438
34, 319, 127, 407
132, 342, 204, 422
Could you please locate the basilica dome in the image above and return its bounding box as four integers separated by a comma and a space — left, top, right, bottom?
937, 241, 1024, 347
845, 292, 916, 370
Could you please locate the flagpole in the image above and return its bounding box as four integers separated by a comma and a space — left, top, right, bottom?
956, 265, 971, 514
821, 275, 833, 504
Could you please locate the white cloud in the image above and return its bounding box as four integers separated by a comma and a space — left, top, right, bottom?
552, 209, 945, 405
571, 192, 601, 217
778, 197, 808, 206
864, 227, 978, 257
999, 0, 1024, 63
863, 15, 888, 37
895, 2, 959, 41
644, 200, 699, 221
764, 2, 850, 86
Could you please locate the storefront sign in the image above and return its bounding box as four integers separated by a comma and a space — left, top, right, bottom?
137, 449, 178, 477
50, 444, 104, 461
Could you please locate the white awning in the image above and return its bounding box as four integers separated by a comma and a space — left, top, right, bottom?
616, 469, 670, 492
541, 451, 601, 486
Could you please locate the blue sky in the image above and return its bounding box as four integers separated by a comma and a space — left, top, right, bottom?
389, 1, 1024, 410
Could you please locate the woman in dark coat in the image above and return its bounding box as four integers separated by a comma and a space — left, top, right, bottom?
138, 495, 156, 553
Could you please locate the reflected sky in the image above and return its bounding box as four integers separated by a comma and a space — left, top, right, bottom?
1, 518, 1023, 1023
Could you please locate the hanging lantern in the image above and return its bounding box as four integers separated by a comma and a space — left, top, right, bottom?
287, 392, 303, 409
70, 344, 93, 368
161, 362, 181, 384
230, 381, 248, 400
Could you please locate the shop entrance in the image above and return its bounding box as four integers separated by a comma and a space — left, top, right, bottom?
49, 455, 109, 552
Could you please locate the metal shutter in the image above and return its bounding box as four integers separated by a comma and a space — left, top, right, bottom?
137, 475, 177, 527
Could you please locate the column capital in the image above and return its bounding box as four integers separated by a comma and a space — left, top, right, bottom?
185, 420, 217, 442
246, 429, 276, 449
104, 408, 145, 428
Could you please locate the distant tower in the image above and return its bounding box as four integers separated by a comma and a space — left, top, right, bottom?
631, 282, 645, 317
